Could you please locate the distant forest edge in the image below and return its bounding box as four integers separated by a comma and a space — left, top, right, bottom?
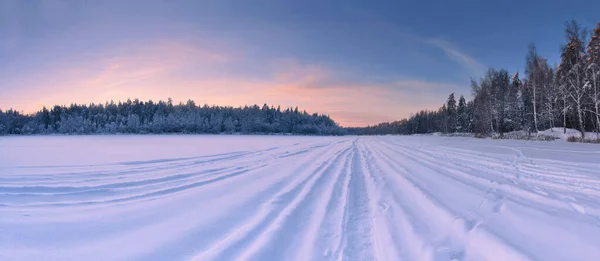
0, 99, 344, 135
2, 21, 600, 138
350, 21, 600, 140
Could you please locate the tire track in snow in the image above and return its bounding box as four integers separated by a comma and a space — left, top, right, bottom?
0, 140, 337, 189
359, 140, 430, 261
0, 141, 327, 188
310, 140, 353, 260
372, 136, 600, 261
0, 141, 340, 208
367, 138, 532, 261
333, 140, 375, 261
0, 164, 268, 208
131, 140, 352, 261
186, 140, 353, 261
5, 136, 600, 261
423, 144, 600, 198
0, 139, 352, 261
381, 138, 600, 219
239, 139, 356, 261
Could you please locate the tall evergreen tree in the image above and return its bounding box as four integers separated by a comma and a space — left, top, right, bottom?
472, 74, 494, 134
457, 95, 468, 132
42, 107, 51, 129
507, 72, 522, 131
446, 93, 457, 133
491, 69, 510, 134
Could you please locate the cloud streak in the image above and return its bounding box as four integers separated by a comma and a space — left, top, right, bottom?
424, 38, 487, 77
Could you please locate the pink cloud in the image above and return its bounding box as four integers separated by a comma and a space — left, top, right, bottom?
0, 41, 457, 127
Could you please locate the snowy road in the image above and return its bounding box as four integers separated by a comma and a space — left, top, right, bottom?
2, 135, 600, 261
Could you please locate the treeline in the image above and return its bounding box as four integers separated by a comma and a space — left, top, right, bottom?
352, 21, 600, 139
0, 99, 344, 135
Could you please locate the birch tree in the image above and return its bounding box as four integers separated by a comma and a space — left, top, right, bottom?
558, 21, 588, 139
587, 23, 600, 136
525, 44, 540, 132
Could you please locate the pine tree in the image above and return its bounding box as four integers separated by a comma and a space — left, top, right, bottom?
472, 74, 494, 134
42, 107, 51, 129
457, 95, 467, 132
491, 69, 510, 134
508, 72, 522, 131
446, 93, 457, 133
223, 116, 235, 133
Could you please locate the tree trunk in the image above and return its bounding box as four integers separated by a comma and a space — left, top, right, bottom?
490, 109, 495, 134
596, 79, 600, 137
563, 105, 567, 134
577, 103, 585, 139
596, 101, 600, 136
533, 79, 539, 132
562, 95, 567, 134
445, 117, 448, 133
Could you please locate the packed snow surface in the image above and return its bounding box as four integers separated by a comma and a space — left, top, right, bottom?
2, 135, 600, 261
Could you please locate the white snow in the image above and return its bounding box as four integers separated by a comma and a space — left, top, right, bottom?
539, 127, 600, 141
502, 127, 600, 141
2, 135, 600, 261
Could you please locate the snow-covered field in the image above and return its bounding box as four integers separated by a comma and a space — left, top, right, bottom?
2, 135, 600, 261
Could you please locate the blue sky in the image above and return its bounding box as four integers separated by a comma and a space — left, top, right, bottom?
1, 0, 599, 126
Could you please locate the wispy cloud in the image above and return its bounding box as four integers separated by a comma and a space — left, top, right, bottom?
79, 41, 231, 89
271, 59, 333, 89
0, 40, 233, 111
364, 24, 487, 78
424, 38, 487, 77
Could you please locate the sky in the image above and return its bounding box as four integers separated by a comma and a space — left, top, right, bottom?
1, 0, 599, 127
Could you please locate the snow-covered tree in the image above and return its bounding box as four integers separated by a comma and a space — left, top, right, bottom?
446, 93, 457, 133
558, 21, 589, 139
525, 44, 541, 132
587, 22, 600, 135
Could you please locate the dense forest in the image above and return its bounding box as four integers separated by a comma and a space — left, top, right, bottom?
0, 99, 343, 135
351, 21, 600, 139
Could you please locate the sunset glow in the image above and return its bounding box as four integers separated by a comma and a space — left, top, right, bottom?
1, 38, 455, 126
4, 1, 590, 126
3, 2, 600, 260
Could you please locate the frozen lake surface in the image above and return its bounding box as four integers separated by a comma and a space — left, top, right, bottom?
2, 135, 600, 261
